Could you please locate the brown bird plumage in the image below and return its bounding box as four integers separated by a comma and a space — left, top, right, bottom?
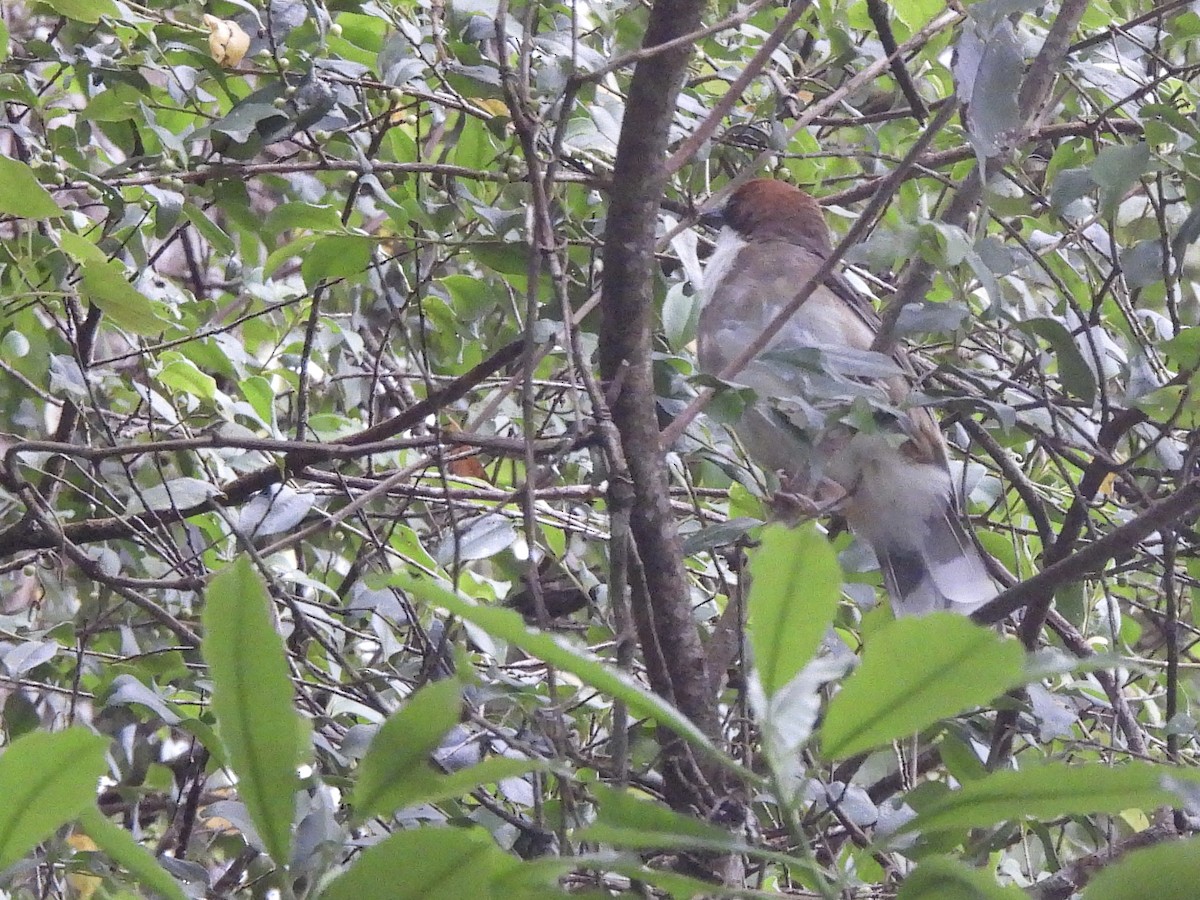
698, 179, 996, 615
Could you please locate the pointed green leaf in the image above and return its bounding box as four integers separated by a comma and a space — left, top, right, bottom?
820, 614, 1024, 759
0, 157, 62, 219
301, 235, 373, 286
577, 783, 739, 850
1083, 835, 1200, 900
748, 524, 841, 696
42, 0, 118, 22
907, 762, 1200, 833
203, 557, 305, 867
412, 756, 546, 810
80, 261, 170, 336
318, 827, 518, 900
351, 679, 462, 820
898, 857, 1026, 899
0, 728, 108, 868
77, 807, 188, 900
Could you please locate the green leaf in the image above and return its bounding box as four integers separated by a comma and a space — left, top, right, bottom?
747, 524, 841, 696
575, 785, 826, 881
183, 204, 235, 256
318, 826, 520, 900
1083, 835, 1200, 900
301, 235, 373, 286
202, 557, 305, 867
1014, 318, 1097, 405
412, 756, 546, 810
470, 241, 531, 277
80, 261, 170, 336
1135, 383, 1200, 430
240, 376, 276, 426
1090, 141, 1151, 215
351, 679, 462, 820
40, 0, 118, 22
820, 614, 1024, 759
897, 857, 1026, 899
390, 573, 749, 782
1161, 328, 1200, 369
577, 783, 740, 850
0, 728, 109, 869
0, 156, 62, 219
906, 762, 1200, 833
888, 0, 942, 28
77, 807, 188, 900
264, 202, 343, 238
157, 353, 218, 401
58, 230, 107, 265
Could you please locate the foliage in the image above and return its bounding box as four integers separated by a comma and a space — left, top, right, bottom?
0, 0, 1199, 896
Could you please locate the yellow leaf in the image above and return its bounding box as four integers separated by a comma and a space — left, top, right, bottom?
473, 98, 510, 118
203, 15, 250, 68
66, 832, 101, 900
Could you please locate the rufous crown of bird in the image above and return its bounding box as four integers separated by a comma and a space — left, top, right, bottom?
695, 178, 998, 617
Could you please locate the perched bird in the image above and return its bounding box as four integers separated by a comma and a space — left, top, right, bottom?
697, 179, 996, 615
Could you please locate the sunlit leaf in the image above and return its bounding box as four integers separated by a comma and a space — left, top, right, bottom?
203, 557, 306, 867
0, 157, 62, 219
820, 614, 1025, 759
747, 524, 841, 697
0, 729, 108, 869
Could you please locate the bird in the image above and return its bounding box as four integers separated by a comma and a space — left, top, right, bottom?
696, 178, 997, 616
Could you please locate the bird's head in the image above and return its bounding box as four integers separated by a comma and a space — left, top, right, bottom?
704, 179, 831, 255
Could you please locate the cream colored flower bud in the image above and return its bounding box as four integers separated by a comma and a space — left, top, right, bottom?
203, 15, 251, 68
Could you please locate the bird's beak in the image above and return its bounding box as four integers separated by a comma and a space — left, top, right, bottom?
698, 206, 726, 230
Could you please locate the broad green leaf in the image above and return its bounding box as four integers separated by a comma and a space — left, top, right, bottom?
203, 557, 305, 867
0, 728, 108, 868
897, 857, 1025, 899
410, 756, 546, 811
42, 0, 118, 21
0, 156, 62, 219
1162, 328, 1200, 369
747, 524, 841, 696
889, 0, 942, 28
301, 235, 373, 286
240, 376, 276, 426
351, 679, 462, 820
576, 785, 826, 880
820, 614, 1024, 759
318, 826, 520, 900
470, 241, 532, 277
1135, 383, 1200, 430
907, 762, 1200, 833
81, 261, 169, 336
1015, 318, 1097, 406
390, 573, 749, 782
1083, 835, 1200, 900
183, 204, 235, 256
157, 354, 218, 400
577, 783, 740, 849
77, 807, 188, 900
58, 230, 106, 264
1090, 141, 1151, 215
264, 202, 343, 237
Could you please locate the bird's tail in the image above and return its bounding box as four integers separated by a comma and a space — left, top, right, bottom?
844, 458, 1003, 619
863, 505, 997, 617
